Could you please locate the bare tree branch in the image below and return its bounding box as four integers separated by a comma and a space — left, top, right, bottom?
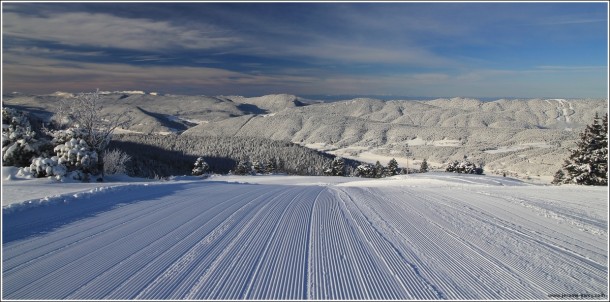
53, 89, 132, 178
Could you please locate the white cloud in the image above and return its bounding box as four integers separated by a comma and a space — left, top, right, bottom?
2, 53, 316, 94
3, 46, 106, 58
3, 11, 240, 51
3, 48, 606, 98
535, 65, 607, 71
282, 41, 454, 67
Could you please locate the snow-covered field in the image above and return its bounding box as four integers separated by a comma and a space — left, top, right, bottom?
2, 172, 608, 300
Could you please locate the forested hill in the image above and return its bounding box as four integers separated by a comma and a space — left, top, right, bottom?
109, 134, 361, 178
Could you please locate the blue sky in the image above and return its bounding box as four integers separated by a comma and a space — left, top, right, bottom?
2, 2, 608, 98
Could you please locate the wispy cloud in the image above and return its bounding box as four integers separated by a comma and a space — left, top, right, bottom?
3, 45, 105, 58
2, 53, 317, 94
127, 55, 177, 63
535, 65, 607, 71
3, 11, 240, 51
280, 41, 456, 67
3, 50, 607, 98
2, 2, 607, 98
538, 18, 607, 25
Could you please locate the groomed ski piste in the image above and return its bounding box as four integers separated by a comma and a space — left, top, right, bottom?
2, 170, 608, 300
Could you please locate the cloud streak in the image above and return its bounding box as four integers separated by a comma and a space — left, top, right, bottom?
2, 2, 607, 98
3, 11, 240, 51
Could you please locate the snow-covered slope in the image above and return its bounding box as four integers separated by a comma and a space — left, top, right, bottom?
3, 93, 607, 179
1, 93, 311, 133
183, 97, 607, 179
222, 94, 308, 112
2, 173, 607, 300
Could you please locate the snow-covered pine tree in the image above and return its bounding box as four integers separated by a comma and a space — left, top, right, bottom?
252, 161, 265, 174
374, 161, 385, 178
419, 158, 429, 173
551, 169, 565, 185
561, 113, 608, 185
445, 160, 459, 172
445, 158, 483, 174
598, 113, 608, 181
192, 157, 209, 176
2, 108, 49, 167
265, 161, 276, 174
356, 163, 374, 178
19, 135, 99, 181
386, 158, 399, 176
53, 137, 99, 174
233, 160, 252, 175
324, 157, 345, 176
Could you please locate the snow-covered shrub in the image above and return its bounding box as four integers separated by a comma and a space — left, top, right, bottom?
104, 149, 131, 175
50, 127, 89, 145
445, 159, 483, 174
3, 139, 39, 167
192, 156, 209, 176
2, 108, 47, 166
54, 138, 99, 174
22, 157, 66, 179
15, 127, 99, 181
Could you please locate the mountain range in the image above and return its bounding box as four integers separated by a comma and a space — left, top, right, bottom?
3, 92, 607, 180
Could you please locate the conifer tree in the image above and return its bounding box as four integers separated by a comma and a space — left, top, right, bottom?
252, 161, 265, 174
419, 158, 429, 173
374, 161, 385, 178
356, 163, 374, 178
551, 169, 565, 185
386, 158, 399, 176
561, 113, 608, 185
192, 157, 209, 176
324, 157, 345, 176
2, 108, 48, 167
265, 161, 276, 174
233, 160, 252, 175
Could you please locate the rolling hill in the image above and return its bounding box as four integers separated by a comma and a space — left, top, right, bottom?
3, 92, 607, 180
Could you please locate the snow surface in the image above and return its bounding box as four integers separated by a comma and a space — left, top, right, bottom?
1, 167, 151, 206
2, 172, 608, 300
484, 142, 554, 154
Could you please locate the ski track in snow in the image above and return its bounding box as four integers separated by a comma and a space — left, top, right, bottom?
2, 180, 607, 300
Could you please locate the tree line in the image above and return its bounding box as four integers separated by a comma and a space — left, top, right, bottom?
109, 133, 347, 177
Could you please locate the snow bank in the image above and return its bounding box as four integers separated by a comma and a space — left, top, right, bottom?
2, 166, 160, 207
2, 183, 153, 214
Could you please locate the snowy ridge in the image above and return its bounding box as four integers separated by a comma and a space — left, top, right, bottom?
2, 174, 607, 299
3, 93, 607, 178
223, 94, 308, 112
183, 97, 607, 178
